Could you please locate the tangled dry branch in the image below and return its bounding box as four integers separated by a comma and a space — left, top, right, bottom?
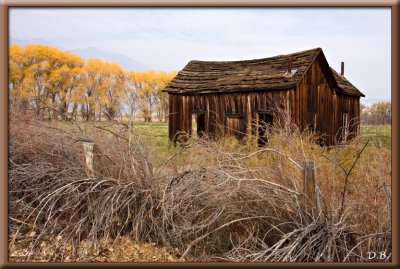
8, 111, 391, 262
9, 115, 158, 261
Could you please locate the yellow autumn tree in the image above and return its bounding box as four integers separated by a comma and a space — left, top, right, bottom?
9, 44, 84, 119
153, 71, 177, 122
10, 43, 176, 123
129, 70, 154, 122
76, 58, 104, 121
129, 70, 176, 122
100, 62, 129, 121
9, 44, 28, 112
9, 44, 50, 117
46, 52, 84, 120
77, 59, 128, 121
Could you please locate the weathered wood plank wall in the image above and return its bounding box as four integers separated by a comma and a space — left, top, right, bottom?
168, 54, 361, 146
295, 53, 360, 145
169, 90, 290, 143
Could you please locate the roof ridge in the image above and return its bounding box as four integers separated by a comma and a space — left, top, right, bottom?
163, 47, 363, 97
293, 48, 322, 89
188, 47, 322, 64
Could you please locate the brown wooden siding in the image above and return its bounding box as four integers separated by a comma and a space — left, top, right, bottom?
168, 90, 291, 143
295, 54, 360, 145
168, 54, 361, 146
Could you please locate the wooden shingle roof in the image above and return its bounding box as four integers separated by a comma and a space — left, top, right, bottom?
163, 48, 364, 97
331, 68, 365, 97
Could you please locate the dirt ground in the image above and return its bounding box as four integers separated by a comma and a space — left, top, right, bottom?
9, 229, 185, 263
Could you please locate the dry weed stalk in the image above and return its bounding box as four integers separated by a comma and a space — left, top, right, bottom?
8, 104, 391, 262
157, 104, 391, 262
9, 113, 157, 261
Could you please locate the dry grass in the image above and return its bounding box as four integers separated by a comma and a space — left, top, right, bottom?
155, 117, 391, 262
8, 107, 391, 262
9, 110, 159, 261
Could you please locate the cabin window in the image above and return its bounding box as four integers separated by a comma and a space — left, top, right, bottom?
283, 68, 298, 77
191, 111, 206, 138
311, 113, 317, 132
307, 112, 317, 132
225, 114, 245, 139
342, 113, 349, 142
257, 112, 273, 146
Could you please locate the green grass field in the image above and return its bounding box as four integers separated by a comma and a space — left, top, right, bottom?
45, 120, 391, 166
130, 122, 392, 169
132, 122, 173, 165
132, 122, 392, 148
360, 125, 391, 148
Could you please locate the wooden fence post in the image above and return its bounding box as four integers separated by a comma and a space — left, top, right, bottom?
303, 161, 320, 218
83, 142, 95, 178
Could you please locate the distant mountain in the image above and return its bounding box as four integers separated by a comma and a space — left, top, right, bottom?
10, 37, 149, 72
71, 47, 149, 71
10, 37, 62, 48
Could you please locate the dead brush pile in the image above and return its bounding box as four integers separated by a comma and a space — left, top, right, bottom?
9, 114, 158, 261
9, 110, 391, 262
158, 114, 391, 262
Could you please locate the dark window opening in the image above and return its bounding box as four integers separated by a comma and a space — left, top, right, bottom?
191, 112, 206, 139
342, 113, 349, 142
258, 112, 273, 147
307, 113, 317, 133
197, 113, 206, 138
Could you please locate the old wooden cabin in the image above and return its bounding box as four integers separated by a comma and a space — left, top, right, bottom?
162, 48, 364, 146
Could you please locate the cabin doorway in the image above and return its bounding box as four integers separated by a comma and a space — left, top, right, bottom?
192, 112, 206, 138
341, 112, 349, 142
257, 112, 273, 146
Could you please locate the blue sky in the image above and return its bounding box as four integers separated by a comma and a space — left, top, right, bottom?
9, 7, 391, 105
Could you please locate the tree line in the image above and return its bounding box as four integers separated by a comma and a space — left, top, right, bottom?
360, 102, 391, 125
9, 44, 391, 126
9, 44, 177, 122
